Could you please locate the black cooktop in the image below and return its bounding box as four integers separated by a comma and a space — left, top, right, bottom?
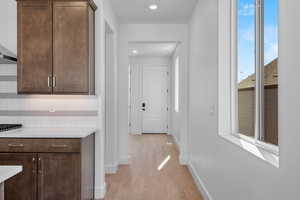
0, 124, 22, 132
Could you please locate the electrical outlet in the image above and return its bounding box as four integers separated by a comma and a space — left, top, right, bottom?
209, 105, 215, 116
49, 106, 56, 113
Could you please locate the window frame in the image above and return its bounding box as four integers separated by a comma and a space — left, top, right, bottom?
233, 0, 279, 153
218, 0, 279, 166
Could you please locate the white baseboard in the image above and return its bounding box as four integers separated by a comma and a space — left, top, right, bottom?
173, 135, 180, 150
188, 162, 213, 200
179, 153, 188, 165
131, 132, 142, 135
119, 156, 129, 165
94, 182, 106, 199
105, 164, 118, 174
172, 136, 188, 165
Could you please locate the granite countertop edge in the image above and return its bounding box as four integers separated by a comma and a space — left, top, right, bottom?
0, 127, 98, 138
0, 166, 23, 183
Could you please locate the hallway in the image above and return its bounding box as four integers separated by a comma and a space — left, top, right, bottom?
105, 134, 203, 200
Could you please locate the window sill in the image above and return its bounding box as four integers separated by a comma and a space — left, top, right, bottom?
219, 133, 279, 168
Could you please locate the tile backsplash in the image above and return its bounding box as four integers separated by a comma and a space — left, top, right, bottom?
0, 64, 99, 128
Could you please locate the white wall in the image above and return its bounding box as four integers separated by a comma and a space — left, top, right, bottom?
188, 0, 300, 199
90, 0, 119, 197
118, 24, 189, 164
0, 0, 119, 198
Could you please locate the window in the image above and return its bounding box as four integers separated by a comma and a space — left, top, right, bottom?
236, 0, 278, 147
218, 0, 279, 160
237, 0, 256, 139
174, 56, 179, 112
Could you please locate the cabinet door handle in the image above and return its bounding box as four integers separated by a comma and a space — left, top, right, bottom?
38, 157, 44, 200
38, 157, 43, 175
8, 144, 24, 148
52, 76, 56, 88
51, 144, 68, 148
47, 76, 52, 88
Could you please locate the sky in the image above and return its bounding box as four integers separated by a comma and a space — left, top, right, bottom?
238, 0, 278, 82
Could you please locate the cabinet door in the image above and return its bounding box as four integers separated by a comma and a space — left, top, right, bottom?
38, 153, 80, 200
0, 153, 37, 200
17, 0, 52, 94
53, 2, 90, 94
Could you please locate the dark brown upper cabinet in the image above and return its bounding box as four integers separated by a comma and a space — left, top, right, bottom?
17, 0, 97, 95
17, 0, 53, 94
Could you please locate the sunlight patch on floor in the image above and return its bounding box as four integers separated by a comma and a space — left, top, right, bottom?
158, 155, 171, 171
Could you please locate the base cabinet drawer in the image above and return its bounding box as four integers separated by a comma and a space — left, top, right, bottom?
0, 139, 81, 153
0, 134, 94, 200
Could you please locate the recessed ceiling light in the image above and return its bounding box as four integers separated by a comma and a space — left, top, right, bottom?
132, 50, 138, 54
149, 4, 158, 10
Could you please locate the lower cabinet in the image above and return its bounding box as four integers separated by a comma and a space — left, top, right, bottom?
38, 153, 80, 200
0, 153, 37, 200
0, 135, 94, 200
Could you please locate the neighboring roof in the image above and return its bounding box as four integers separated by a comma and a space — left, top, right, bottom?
238, 59, 278, 89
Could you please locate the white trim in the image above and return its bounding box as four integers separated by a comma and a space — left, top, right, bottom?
179, 153, 188, 165
119, 156, 129, 165
220, 134, 279, 168
174, 56, 179, 113
172, 134, 188, 165
105, 164, 118, 174
218, 0, 232, 135
233, 133, 279, 155
231, 0, 238, 134
131, 131, 142, 135
94, 182, 106, 199
173, 134, 180, 150
188, 162, 213, 200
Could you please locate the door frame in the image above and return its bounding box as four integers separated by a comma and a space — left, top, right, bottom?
129, 63, 171, 135
104, 21, 118, 174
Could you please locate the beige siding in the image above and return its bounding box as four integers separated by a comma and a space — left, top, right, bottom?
238, 86, 278, 145
238, 88, 255, 137
264, 86, 278, 145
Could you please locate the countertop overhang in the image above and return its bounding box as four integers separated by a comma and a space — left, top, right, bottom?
0, 127, 97, 138
0, 166, 22, 183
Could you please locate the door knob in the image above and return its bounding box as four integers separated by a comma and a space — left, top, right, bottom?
142, 102, 146, 111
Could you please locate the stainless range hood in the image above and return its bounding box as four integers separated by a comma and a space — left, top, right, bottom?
0, 44, 17, 64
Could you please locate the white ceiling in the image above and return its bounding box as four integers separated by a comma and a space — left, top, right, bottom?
128, 42, 177, 57
110, 0, 198, 24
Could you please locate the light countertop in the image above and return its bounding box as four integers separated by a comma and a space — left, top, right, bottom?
0, 166, 22, 183
0, 127, 97, 138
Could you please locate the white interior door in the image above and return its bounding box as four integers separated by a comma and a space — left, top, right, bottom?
142, 66, 168, 133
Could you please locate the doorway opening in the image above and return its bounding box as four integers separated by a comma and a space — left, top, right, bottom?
128, 42, 179, 135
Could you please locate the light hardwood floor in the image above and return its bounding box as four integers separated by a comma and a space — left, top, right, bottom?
104, 134, 203, 200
